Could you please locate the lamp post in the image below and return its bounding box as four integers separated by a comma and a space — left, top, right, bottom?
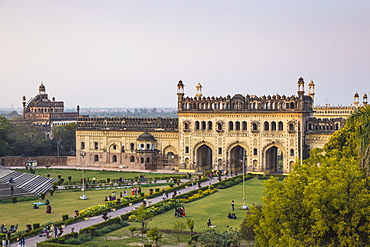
80, 153, 87, 200
241, 150, 248, 209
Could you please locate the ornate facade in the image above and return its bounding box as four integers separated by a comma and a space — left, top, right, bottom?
12, 83, 83, 131
75, 77, 367, 174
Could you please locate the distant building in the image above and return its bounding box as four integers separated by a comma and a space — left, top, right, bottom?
11, 83, 86, 134
75, 77, 367, 174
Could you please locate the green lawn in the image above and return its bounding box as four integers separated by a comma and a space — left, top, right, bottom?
13, 168, 185, 182
0, 184, 168, 232
83, 177, 266, 246
149, 177, 265, 233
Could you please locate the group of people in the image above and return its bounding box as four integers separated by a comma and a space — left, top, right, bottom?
174, 207, 186, 217
104, 191, 117, 201
227, 213, 237, 219
40, 224, 63, 238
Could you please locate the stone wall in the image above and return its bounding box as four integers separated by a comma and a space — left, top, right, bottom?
0, 156, 75, 167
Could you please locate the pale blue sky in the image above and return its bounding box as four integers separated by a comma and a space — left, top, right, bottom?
1, 0, 369, 108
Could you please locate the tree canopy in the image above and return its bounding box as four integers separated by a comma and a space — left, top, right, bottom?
246, 105, 370, 246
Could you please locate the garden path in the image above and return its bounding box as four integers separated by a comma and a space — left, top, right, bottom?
9, 174, 222, 247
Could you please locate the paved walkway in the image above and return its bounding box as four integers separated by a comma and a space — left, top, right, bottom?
10, 176, 222, 247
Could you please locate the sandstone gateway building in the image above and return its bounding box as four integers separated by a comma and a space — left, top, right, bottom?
75, 77, 367, 174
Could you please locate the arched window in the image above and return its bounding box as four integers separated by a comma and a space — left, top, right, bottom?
113, 145, 117, 150
201, 121, 206, 130
184, 122, 189, 130
140, 157, 144, 163
208, 121, 212, 130
112, 155, 117, 162
146, 144, 150, 150
167, 152, 175, 159
253, 148, 258, 155
121, 146, 125, 152
146, 157, 150, 163
242, 121, 247, 130
229, 121, 234, 131
185, 146, 189, 153
195, 121, 200, 130
217, 122, 223, 131
130, 156, 135, 162
94, 155, 99, 162
235, 121, 240, 130
252, 123, 258, 131
271, 121, 276, 131
290, 102, 295, 109
278, 121, 283, 131
264, 121, 269, 131
130, 143, 135, 151
289, 123, 295, 132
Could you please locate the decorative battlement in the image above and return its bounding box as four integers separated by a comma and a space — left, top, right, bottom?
177, 77, 314, 113
77, 117, 178, 131
306, 117, 346, 134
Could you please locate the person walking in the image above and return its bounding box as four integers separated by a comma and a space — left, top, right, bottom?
54, 225, 59, 238
19, 236, 25, 247
231, 200, 235, 211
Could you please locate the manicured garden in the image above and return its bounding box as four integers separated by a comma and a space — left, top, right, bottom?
0, 169, 183, 231
14, 168, 185, 183
81, 177, 265, 246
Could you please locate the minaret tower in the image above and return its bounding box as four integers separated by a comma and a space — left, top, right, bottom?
22, 95, 26, 120
308, 80, 315, 102
363, 93, 368, 106
297, 77, 305, 110
177, 80, 185, 110
39, 82, 46, 94
195, 82, 202, 98
354, 92, 359, 108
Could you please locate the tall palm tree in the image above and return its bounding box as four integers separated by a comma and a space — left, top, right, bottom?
348, 105, 370, 175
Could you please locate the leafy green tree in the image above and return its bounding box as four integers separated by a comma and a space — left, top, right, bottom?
61, 122, 76, 155
324, 124, 357, 157
9, 124, 51, 156
348, 105, 370, 175
0, 116, 13, 156
247, 149, 370, 246
52, 125, 65, 156
186, 218, 195, 235
130, 204, 154, 234
128, 226, 137, 237
172, 222, 186, 241
147, 226, 162, 247
52, 123, 76, 156
193, 228, 240, 247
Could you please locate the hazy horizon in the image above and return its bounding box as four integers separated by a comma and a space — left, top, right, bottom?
1, 1, 369, 109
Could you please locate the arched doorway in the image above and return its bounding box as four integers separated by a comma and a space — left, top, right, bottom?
196, 145, 212, 170
229, 145, 247, 173
265, 146, 284, 173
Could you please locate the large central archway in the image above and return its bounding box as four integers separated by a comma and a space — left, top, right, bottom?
229, 145, 247, 173
265, 146, 284, 173
196, 144, 212, 171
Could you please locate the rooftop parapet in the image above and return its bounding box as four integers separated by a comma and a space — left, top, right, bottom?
77, 117, 178, 131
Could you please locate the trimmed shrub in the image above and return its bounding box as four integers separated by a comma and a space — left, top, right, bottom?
40, 193, 46, 200
49, 190, 55, 196
11, 196, 17, 203
67, 176, 72, 181
62, 214, 69, 221
33, 223, 40, 229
